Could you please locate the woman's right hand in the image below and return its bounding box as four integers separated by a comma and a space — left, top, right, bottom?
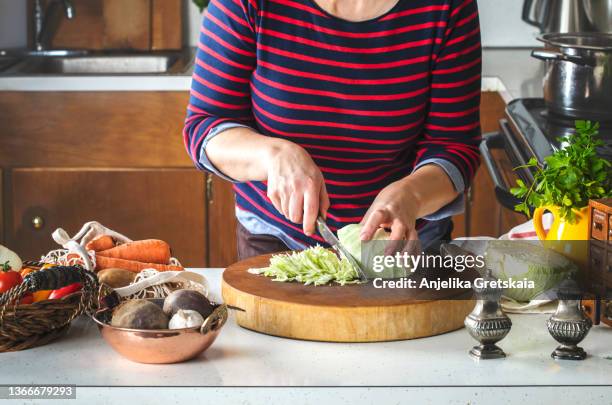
265, 140, 329, 236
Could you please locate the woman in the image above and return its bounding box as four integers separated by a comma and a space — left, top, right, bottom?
184, 0, 481, 259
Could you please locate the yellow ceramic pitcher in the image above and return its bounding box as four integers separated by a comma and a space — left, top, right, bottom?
533, 205, 589, 267
533, 205, 590, 241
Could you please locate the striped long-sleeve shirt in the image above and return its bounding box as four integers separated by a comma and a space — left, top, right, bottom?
184, 0, 482, 248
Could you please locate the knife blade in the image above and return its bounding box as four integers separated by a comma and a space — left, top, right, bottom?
316, 217, 368, 282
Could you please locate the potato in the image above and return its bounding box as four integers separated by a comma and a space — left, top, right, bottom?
97, 268, 137, 289
163, 290, 213, 320
111, 299, 168, 329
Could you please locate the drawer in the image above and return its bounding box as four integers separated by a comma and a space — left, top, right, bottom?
6, 168, 207, 266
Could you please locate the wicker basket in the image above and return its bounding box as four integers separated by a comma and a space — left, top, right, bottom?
0, 263, 99, 352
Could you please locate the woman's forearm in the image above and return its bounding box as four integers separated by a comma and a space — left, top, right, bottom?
400, 164, 460, 218
205, 127, 287, 182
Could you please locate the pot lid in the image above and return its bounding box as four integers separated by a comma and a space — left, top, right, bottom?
538, 33, 612, 51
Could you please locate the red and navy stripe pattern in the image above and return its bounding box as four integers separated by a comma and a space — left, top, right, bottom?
184, 0, 482, 246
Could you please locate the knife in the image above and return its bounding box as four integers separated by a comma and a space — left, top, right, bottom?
316, 217, 368, 282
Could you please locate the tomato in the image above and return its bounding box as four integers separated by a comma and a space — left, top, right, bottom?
48, 283, 82, 300
0, 261, 23, 293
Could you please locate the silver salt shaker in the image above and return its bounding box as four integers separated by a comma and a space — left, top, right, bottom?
464, 269, 512, 359
547, 278, 592, 360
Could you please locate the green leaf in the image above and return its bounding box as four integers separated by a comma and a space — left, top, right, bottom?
514, 202, 530, 217
592, 159, 604, 172
510, 187, 527, 198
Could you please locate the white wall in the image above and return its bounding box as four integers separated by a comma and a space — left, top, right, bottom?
186, 1, 203, 47
479, 0, 540, 47
0, 0, 27, 49
0, 0, 541, 50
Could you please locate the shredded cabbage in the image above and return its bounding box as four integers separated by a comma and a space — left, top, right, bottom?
248, 245, 359, 286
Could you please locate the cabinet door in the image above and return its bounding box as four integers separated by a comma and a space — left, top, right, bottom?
7, 168, 207, 267
207, 175, 238, 267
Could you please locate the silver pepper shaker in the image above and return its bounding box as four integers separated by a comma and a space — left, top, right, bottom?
547, 278, 592, 360
464, 269, 512, 359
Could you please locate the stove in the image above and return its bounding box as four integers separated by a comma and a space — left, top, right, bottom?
480, 98, 612, 210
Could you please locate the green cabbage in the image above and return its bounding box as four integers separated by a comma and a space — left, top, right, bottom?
485, 241, 578, 302
337, 224, 410, 278
248, 245, 358, 286
337, 224, 388, 268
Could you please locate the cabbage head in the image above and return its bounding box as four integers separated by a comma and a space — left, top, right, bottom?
337, 223, 411, 279
484, 241, 578, 302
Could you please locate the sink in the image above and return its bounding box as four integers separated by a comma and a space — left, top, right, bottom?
0, 50, 193, 75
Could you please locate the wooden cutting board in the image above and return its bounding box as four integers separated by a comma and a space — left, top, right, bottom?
222, 253, 477, 342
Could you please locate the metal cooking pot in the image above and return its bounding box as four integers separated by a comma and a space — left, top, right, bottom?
532, 33, 612, 120
523, 0, 612, 33
583, 0, 612, 33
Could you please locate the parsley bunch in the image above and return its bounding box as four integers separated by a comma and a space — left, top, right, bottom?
511, 120, 611, 223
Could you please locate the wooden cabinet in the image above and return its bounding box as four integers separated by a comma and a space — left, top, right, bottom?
0, 92, 190, 168
0, 91, 216, 266
6, 168, 207, 266
207, 175, 238, 268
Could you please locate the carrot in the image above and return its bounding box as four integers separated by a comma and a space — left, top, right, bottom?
95, 255, 183, 273
86, 235, 116, 252
97, 239, 171, 264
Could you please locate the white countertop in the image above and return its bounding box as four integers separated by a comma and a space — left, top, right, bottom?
0, 48, 544, 101
1, 268, 610, 404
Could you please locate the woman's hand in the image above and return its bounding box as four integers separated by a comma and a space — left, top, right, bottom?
266, 140, 330, 236
360, 164, 460, 242
206, 127, 329, 236
359, 178, 421, 242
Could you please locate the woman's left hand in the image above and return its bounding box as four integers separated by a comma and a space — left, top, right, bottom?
359, 178, 421, 241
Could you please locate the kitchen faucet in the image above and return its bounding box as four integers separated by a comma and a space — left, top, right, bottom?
33, 0, 75, 51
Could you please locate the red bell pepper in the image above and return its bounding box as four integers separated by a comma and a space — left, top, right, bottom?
19, 294, 34, 305
48, 283, 82, 300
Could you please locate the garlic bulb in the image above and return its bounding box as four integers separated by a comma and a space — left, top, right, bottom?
0, 245, 22, 272
168, 309, 204, 329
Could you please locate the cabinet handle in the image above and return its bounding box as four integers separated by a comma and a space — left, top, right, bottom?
31, 215, 45, 230
206, 174, 214, 204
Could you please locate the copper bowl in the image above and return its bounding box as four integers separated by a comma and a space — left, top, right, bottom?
92, 299, 227, 364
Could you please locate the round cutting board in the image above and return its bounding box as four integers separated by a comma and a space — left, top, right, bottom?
222, 253, 476, 342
